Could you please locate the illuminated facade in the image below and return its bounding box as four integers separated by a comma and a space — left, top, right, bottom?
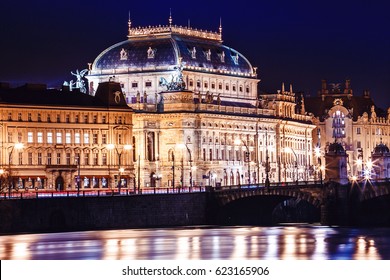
87, 17, 315, 188
306, 80, 390, 179
0, 82, 133, 191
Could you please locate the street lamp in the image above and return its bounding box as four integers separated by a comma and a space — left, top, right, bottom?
107, 144, 132, 192
284, 147, 298, 185
7, 143, 24, 198
234, 138, 251, 185
177, 143, 193, 188
314, 146, 323, 185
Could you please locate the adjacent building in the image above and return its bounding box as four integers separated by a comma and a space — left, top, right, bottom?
0, 82, 133, 191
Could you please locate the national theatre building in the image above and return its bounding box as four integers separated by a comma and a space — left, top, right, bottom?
86, 17, 315, 189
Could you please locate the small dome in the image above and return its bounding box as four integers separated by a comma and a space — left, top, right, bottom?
373, 142, 390, 155
327, 142, 345, 155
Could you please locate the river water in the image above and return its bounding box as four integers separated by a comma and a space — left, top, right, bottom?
1, 225, 390, 260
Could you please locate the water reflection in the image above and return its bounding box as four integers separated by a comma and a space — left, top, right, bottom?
1, 226, 390, 260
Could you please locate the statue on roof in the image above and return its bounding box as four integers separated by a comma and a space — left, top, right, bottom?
159, 59, 186, 91
70, 69, 88, 93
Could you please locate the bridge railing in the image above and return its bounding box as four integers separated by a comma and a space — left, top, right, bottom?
0, 186, 208, 200
212, 181, 324, 192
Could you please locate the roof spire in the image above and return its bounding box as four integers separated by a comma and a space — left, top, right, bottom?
128, 10, 132, 36
169, 8, 173, 27
281, 82, 285, 92
188, 18, 190, 28
219, 17, 222, 35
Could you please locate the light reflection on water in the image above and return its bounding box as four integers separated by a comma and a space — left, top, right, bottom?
1, 226, 390, 260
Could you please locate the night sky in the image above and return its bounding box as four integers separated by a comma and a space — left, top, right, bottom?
1, 0, 389, 109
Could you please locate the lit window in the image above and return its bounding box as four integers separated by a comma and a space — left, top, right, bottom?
37, 132, 43, 143
47, 132, 53, 144
56, 132, 62, 144
66, 133, 71, 144
27, 132, 33, 143
75, 133, 80, 144
84, 133, 89, 144
102, 134, 107, 144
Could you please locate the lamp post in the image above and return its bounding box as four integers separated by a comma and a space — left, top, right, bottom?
177, 143, 193, 188
107, 143, 132, 193
314, 146, 323, 185
7, 143, 24, 198
172, 151, 175, 190
234, 138, 251, 185
285, 147, 298, 185
75, 155, 81, 196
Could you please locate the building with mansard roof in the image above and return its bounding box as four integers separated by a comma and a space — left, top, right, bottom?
86, 16, 316, 189
304, 79, 390, 179
0, 82, 133, 191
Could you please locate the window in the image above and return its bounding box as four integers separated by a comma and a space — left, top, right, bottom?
38, 153, 42, 165
196, 80, 201, 88
18, 152, 23, 165
93, 153, 98, 165
75, 115, 79, 123
145, 81, 152, 87
28, 152, 33, 165
102, 153, 107, 165
84, 115, 88, 124
18, 113, 22, 121
211, 83, 215, 89
57, 114, 61, 123
37, 132, 43, 143
66, 153, 71, 165
246, 86, 250, 93
47, 114, 51, 122
8, 112, 12, 121
75, 133, 80, 144
27, 132, 33, 143
38, 113, 41, 122
66, 114, 70, 123
239, 86, 243, 92
8, 132, 12, 143
232, 85, 236, 91
102, 116, 106, 124
28, 113, 32, 122
56, 132, 62, 144
356, 128, 361, 134
84, 133, 89, 144
57, 153, 61, 164
131, 82, 138, 88
93, 115, 97, 124
226, 84, 229, 91
93, 134, 98, 144
357, 141, 361, 149
66, 133, 71, 144
219, 83, 222, 90
189, 80, 194, 87
118, 134, 122, 145
47, 132, 53, 144
102, 134, 107, 144
204, 82, 208, 89
84, 153, 89, 165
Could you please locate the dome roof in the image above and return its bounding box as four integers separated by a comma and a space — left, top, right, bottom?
90, 27, 255, 77
373, 142, 390, 155
327, 142, 346, 155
